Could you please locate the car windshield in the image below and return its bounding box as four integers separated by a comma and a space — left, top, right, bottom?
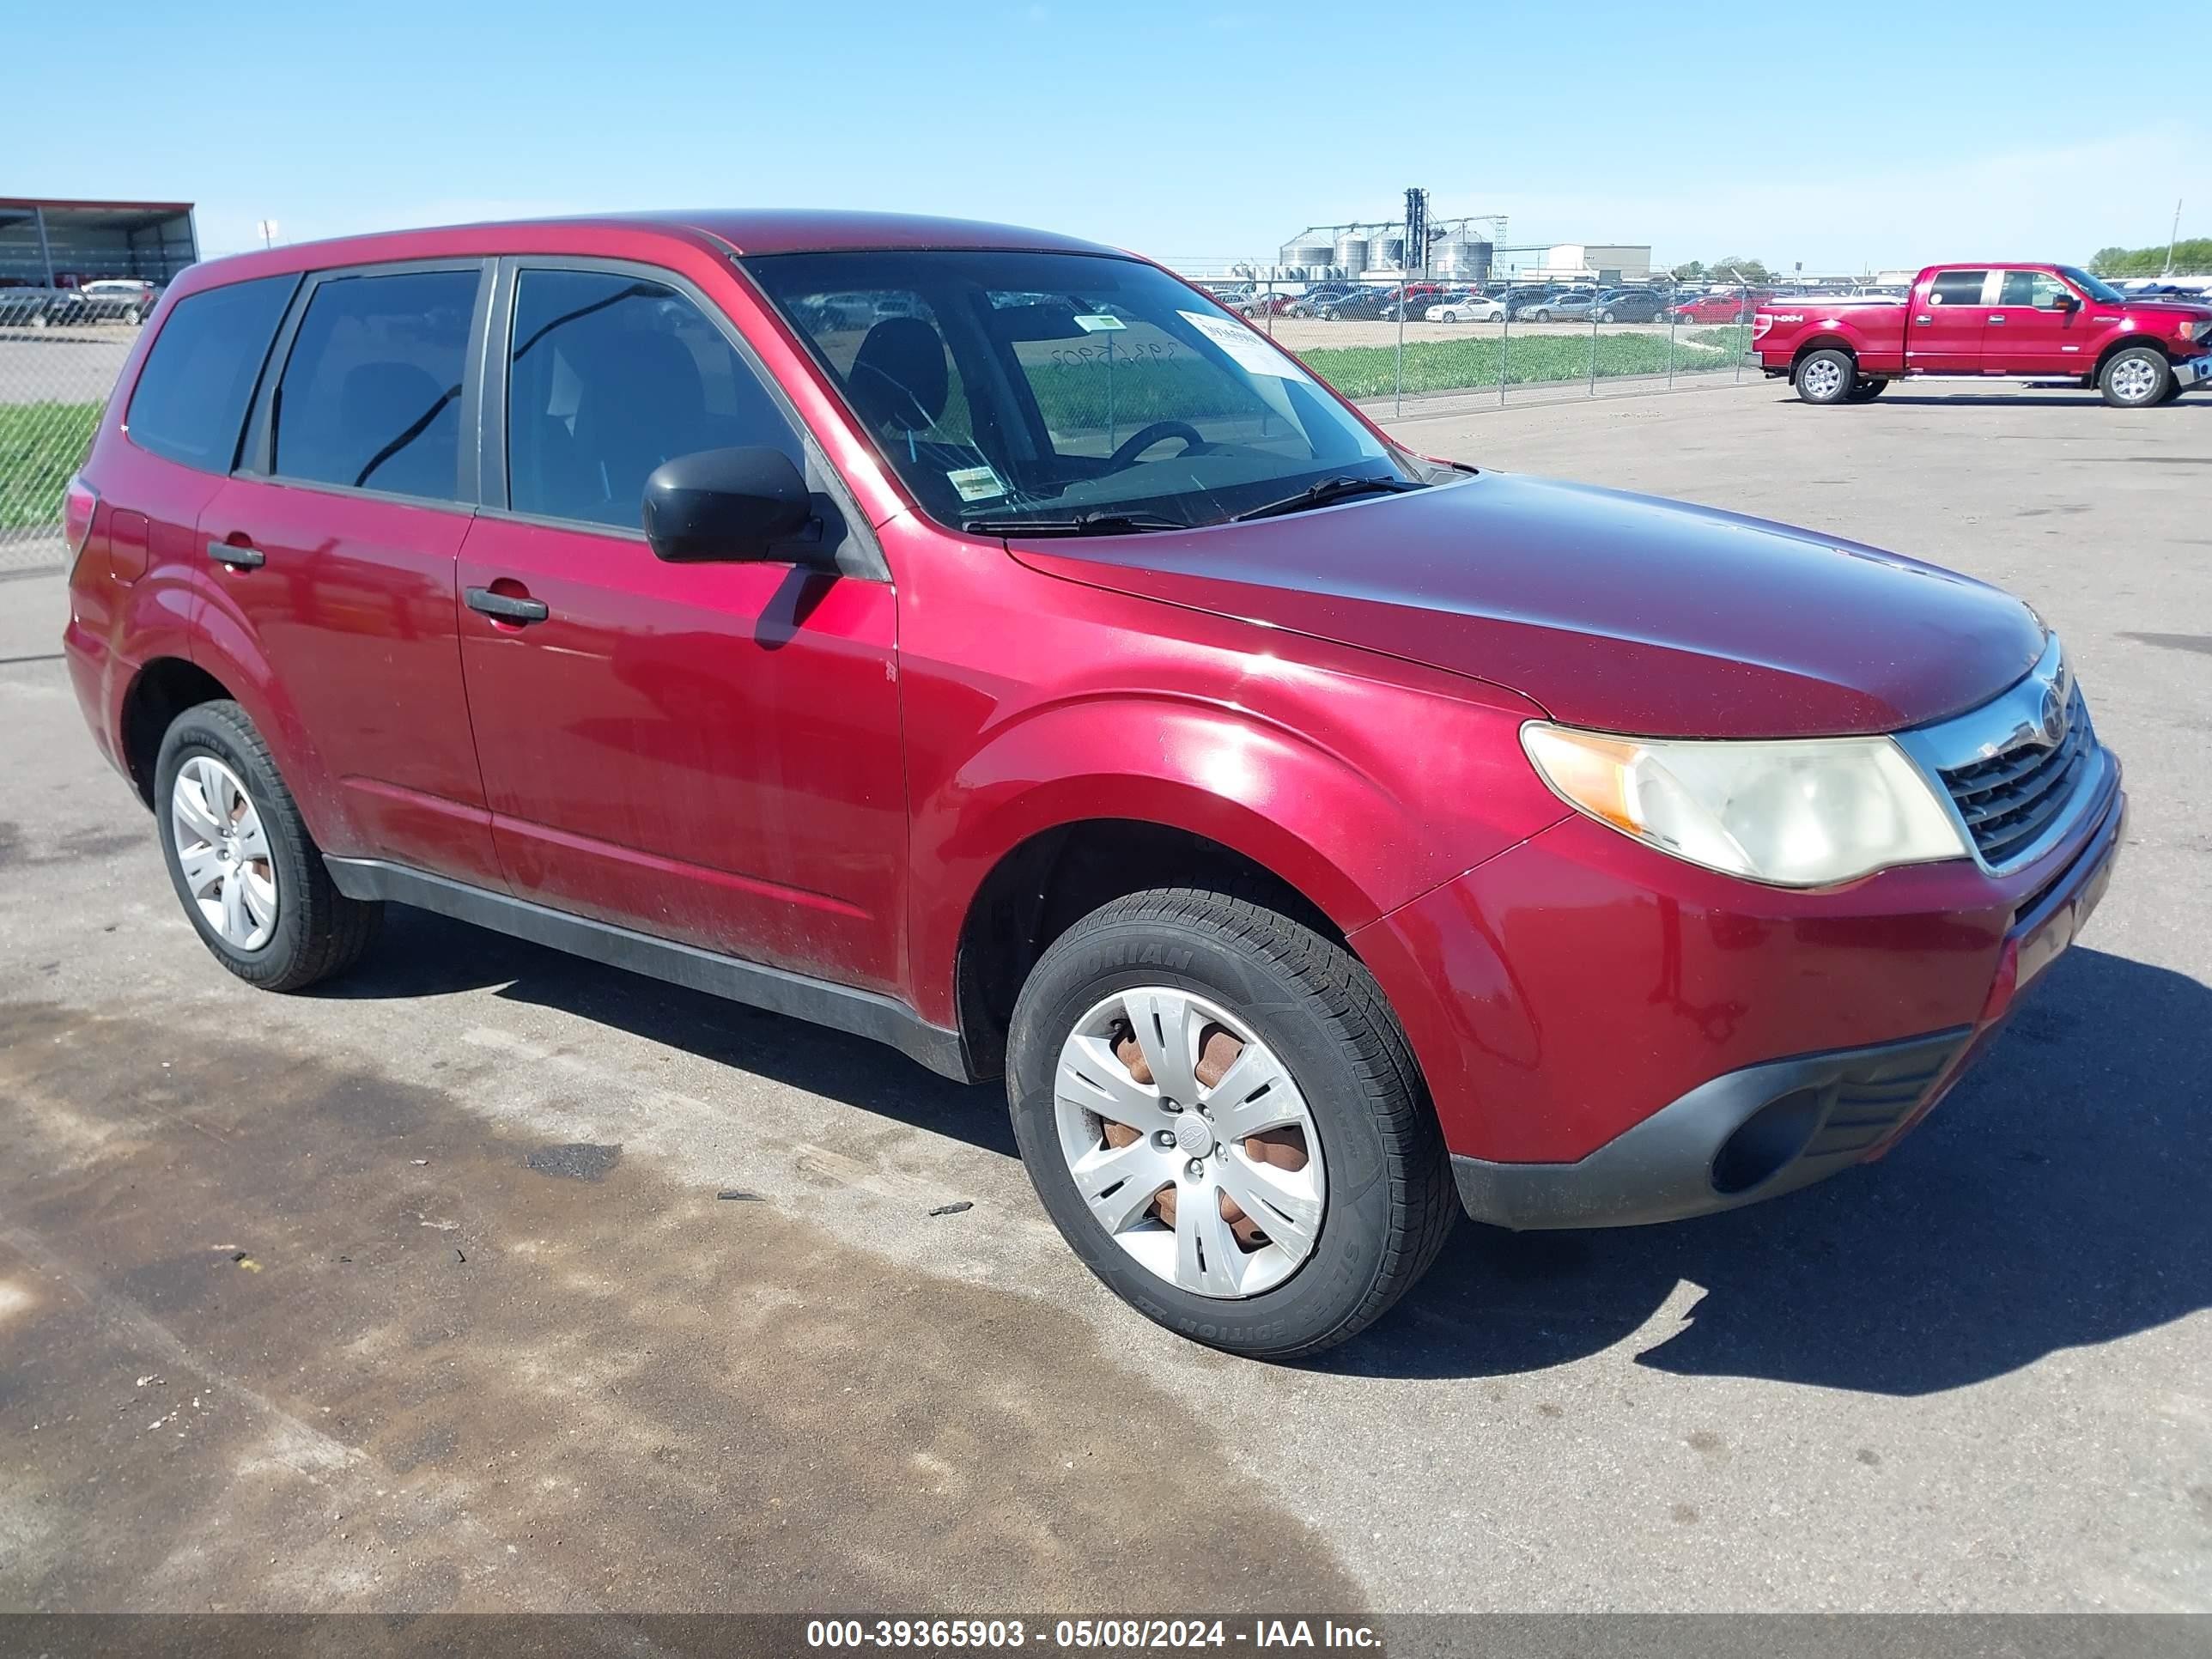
745, 249, 1419, 533
2057, 266, 2128, 305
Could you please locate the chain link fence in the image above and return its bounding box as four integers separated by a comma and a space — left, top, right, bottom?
1, 300, 138, 575
1185, 247, 1802, 418
0, 251, 1817, 577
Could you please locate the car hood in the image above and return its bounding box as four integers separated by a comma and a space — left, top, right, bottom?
1005, 472, 2046, 738
2120, 299, 2212, 324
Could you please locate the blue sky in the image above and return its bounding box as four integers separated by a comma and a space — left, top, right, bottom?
18, 0, 2208, 274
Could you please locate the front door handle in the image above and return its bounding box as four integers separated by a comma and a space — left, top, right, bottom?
465, 586, 550, 624
207, 538, 264, 569
1988, 314, 2008, 325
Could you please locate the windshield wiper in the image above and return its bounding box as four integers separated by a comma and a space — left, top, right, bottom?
965, 510, 1188, 537
1228, 475, 1426, 524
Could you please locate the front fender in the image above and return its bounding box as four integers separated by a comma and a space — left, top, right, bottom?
905, 681, 1562, 1032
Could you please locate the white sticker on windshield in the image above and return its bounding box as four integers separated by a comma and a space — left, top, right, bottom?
1178, 309, 1313, 380
1073, 313, 1126, 332
946, 465, 1007, 503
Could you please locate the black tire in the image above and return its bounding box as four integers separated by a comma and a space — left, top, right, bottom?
1598, 310, 1616, 324
2099, 344, 2172, 408
1006, 888, 1455, 1360
1847, 376, 1889, 402
155, 700, 382, 993
1796, 347, 1856, 404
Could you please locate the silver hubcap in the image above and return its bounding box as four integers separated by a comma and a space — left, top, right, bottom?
2111, 358, 2158, 403
1803, 358, 1845, 399
1054, 987, 1326, 1300
171, 756, 278, 951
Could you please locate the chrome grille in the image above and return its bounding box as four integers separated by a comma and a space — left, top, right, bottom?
1937, 684, 2090, 866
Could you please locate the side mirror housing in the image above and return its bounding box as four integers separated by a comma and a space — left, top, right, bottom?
642, 447, 817, 564
2057, 293, 2082, 313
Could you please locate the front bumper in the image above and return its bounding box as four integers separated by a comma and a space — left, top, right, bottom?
2175, 353, 2212, 391
1353, 750, 2125, 1230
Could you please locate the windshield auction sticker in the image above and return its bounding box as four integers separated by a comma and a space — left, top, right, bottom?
1177, 310, 1314, 381
945, 465, 1007, 503
1073, 313, 1126, 331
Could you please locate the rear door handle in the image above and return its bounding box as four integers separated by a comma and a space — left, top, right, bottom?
465, 586, 550, 624
207, 538, 264, 569
1988, 314, 2008, 325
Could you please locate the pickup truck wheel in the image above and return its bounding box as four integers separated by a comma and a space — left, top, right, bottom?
1848, 376, 1889, 402
1796, 349, 1855, 404
2100, 345, 2172, 408
1006, 888, 1455, 1360
155, 700, 383, 993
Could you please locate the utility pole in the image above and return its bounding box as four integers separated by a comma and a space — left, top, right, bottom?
2166, 199, 2183, 276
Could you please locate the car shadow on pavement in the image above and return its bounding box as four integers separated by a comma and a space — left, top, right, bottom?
324, 913, 2207, 1397
313, 904, 1012, 1158
1327, 945, 2212, 1395
1870, 393, 2212, 410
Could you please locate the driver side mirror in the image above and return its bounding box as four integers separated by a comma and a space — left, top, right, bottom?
2055, 294, 2081, 313
642, 447, 818, 565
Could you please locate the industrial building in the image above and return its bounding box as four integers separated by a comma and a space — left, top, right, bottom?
1532, 244, 1654, 283
0, 197, 199, 289
1273, 216, 1509, 283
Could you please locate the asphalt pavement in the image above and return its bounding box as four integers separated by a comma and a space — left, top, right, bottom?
3, 380, 2207, 1614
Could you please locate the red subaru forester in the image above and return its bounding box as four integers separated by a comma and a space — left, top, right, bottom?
62, 212, 2125, 1358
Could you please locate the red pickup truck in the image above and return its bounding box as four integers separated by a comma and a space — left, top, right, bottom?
1755, 263, 2212, 407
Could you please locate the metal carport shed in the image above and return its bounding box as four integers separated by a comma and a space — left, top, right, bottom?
0, 197, 198, 288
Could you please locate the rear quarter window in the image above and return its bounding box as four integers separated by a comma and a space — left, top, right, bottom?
124, 275, 298, 472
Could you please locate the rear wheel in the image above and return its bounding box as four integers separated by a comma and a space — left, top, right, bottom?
2100, 345, 2171, 408
1796, 348, 1856, 404
155, 701, 382, 993
1007, 889, 1455, 1359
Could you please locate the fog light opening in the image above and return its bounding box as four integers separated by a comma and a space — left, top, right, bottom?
1711, 1087, 1826, 1195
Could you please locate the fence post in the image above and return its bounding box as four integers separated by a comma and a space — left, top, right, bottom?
1498, 261, 1510, 408
1394, 281, 1405, 418
1667, 283, 1678, 387
1588, 281, 1599, 397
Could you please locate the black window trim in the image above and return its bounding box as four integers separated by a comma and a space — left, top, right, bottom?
118, 271, 302, 477
237, 256, 495, 515
478, 253, 889, 582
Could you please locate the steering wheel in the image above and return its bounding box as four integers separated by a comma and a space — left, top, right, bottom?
1103, 421, 1210, 473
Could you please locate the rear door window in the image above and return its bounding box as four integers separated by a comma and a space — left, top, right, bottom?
125, 275, 297, 472
505, 268, 803, 532
270, 268, 479, 501
1929, 270, 1990, 307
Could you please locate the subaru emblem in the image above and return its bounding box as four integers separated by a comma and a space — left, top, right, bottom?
2037, 684, 2063, 745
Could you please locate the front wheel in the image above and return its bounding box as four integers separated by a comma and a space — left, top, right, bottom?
155, 701, 382, 992
2100, 345, 2172, 408
1796, 348, 1856, 404
1007, 890, 1455, 1360
1597, 310, 1615, 324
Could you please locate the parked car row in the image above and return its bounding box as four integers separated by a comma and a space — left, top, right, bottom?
0, 277, 161, 328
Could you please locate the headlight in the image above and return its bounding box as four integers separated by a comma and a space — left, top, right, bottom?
1520, 722, 1970, 887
